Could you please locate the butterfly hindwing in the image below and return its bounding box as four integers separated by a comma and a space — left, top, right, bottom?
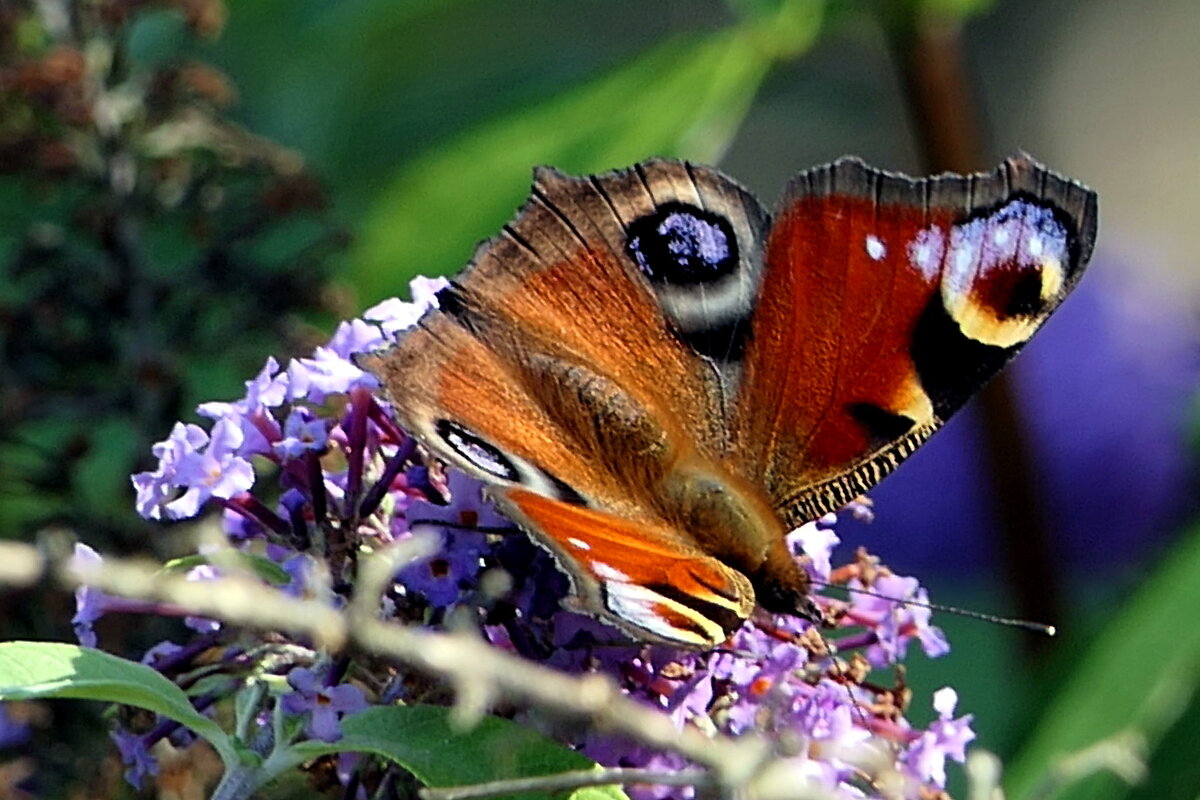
492, 487, 755, 647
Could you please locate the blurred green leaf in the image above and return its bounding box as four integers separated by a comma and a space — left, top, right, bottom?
1, 421, 85, 532
0, 642, 238, 765
351, 5, 822, 303
162, 552, 292, 586
1124, 682, 1200, 799
919, 0, 993, 20
1004, 524, 1200, 800
73, 416, 139, 518
0, 485, 71, 534
291, 705, 627, 800
208, 1, 726, 202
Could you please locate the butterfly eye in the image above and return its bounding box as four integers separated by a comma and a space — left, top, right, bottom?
432, 419, 587, 505
626, 203, 739, 286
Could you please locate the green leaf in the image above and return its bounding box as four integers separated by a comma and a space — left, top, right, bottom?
290, 705, 627, 800
162, 552, 291, 586
0, 641, 238, 766
918, 0, 994, 19
1004, 525, 1200, 800
72, 415, 140, 518
350, 7, 822, 304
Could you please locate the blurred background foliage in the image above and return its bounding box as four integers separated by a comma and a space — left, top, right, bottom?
0, 0, 1197, 797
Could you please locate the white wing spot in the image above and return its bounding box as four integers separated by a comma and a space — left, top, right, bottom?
953, 243, 974, 272
567, 537, 590, 551
592, 562, 630, 582
865, 234, 886, 261
444, 429, 510, 478
604, 582, 718, 646
907, 226, 945, 279
1028, 235, 1043, 257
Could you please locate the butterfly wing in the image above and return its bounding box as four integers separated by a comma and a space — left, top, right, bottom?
733, 155, 1098, 527
361, 160, 773, 645
363, 154, 1097, 643
491, 487, 754, 647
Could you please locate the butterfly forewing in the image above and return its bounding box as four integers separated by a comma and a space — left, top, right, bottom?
734, 156, 1097, 527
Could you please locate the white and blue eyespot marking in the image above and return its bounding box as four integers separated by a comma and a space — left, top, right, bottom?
907, 225, 946, 280
942, 199, 1068, 304
942, 199, 1070, 347
897, 199, 1071, 349
439, 421, 517, 481
625, 203, 762, 362
627, 204, 737, 286
432, 419, 585, 505
656, 211, 731, 273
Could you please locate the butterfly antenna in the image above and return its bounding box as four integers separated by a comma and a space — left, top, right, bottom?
809, 577, 1056, 636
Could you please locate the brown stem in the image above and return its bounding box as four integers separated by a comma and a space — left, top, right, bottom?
883, 5, 1062, 657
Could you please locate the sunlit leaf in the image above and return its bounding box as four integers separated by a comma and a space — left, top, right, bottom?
291, 705, 628, 800
350, 8, 822, 303
0, 642, 238, 765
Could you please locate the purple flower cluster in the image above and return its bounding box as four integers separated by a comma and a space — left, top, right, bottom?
489, 523, 971, 799
98, 275, 974, 797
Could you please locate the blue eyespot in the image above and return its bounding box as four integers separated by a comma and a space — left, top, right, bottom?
626, 203, 738, 285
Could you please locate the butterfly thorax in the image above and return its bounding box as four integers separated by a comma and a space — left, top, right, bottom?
658, 453, 812, 618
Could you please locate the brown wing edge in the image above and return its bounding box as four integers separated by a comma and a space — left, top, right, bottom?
779, 154, 1098, 284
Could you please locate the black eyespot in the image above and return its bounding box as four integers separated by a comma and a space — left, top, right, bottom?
626, 203, 738, 285
434, 283, 467, 318
1002, 270, 1046, 318
846, 403, 916, 449
435, 420, 519, 481
911, 296, 1012, 420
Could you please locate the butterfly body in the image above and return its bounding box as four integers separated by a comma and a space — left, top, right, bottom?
361, 156, 1097, 649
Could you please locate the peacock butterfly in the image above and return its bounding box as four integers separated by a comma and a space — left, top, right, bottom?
359, 155, 1097, 648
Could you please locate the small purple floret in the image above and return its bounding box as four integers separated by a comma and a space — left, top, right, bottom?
904, 688, 976, 786
112, 729, 159, 790
286, 346, 376, 404
164, 418, 256, 518
273, 407, 330, 459
362, 276, 448, 339
71, 543, 109, 647
281, 667, 368, 743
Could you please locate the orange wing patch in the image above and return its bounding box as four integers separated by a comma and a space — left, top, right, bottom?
493, 487, 756, 648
